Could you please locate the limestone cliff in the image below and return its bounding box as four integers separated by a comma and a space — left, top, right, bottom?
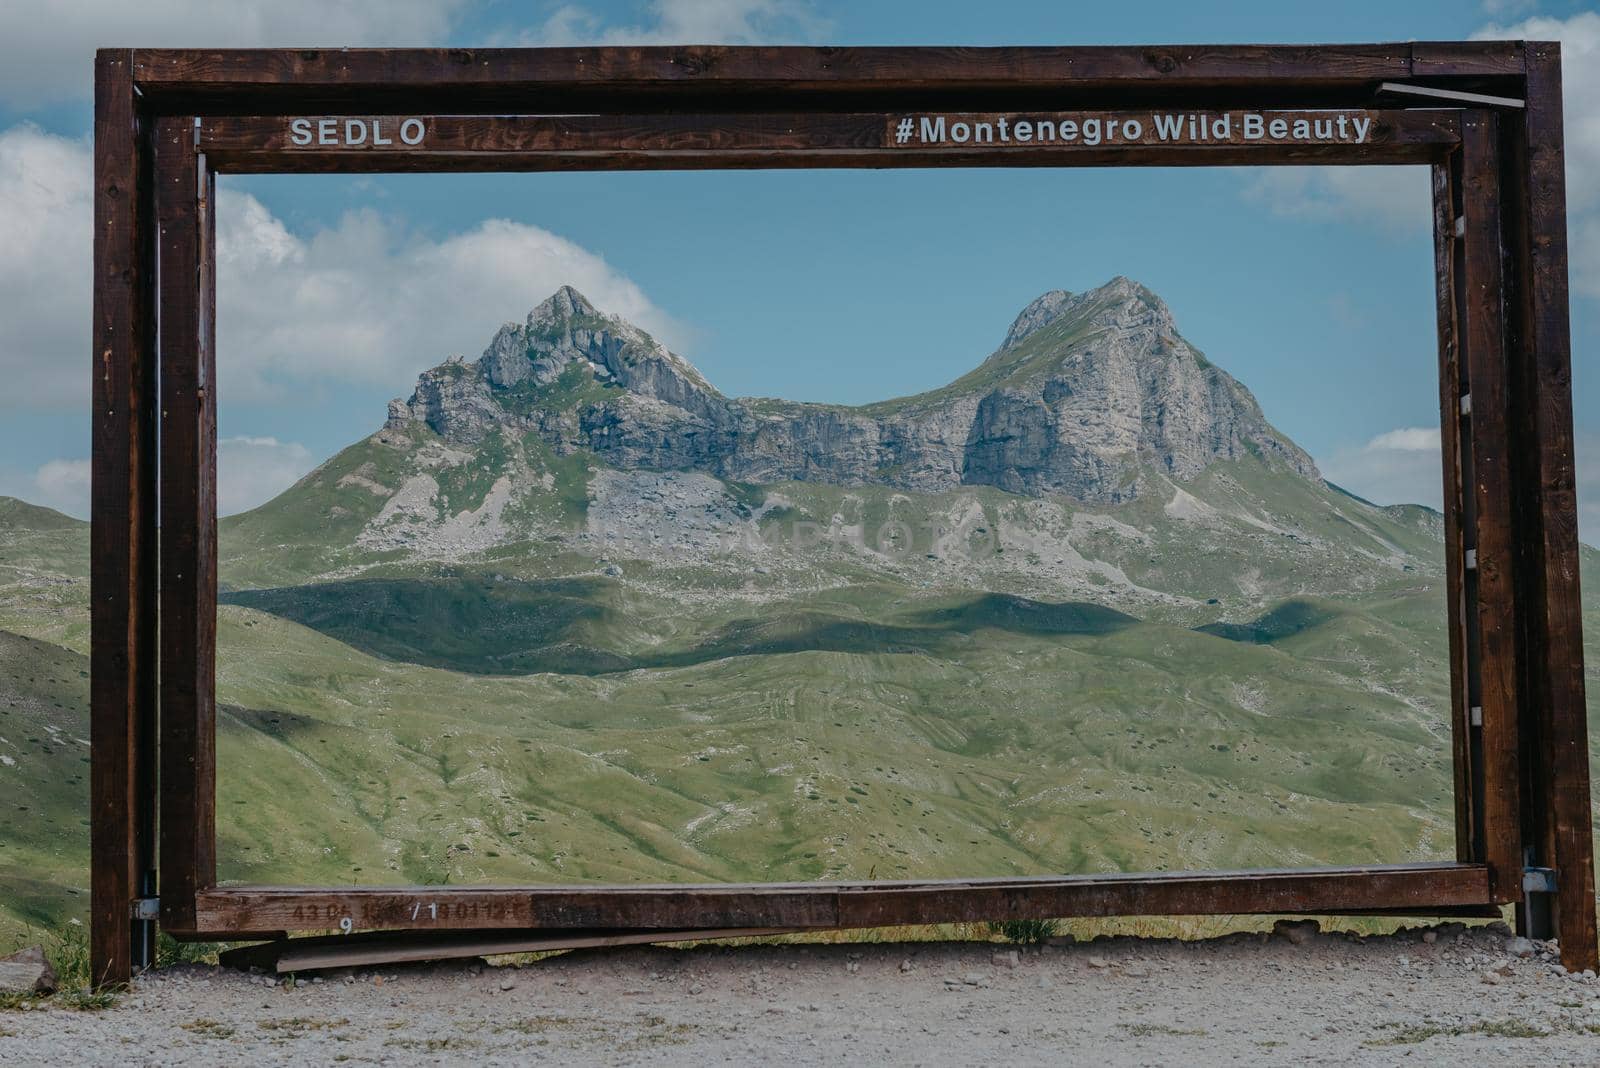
386, 277, 1319, 503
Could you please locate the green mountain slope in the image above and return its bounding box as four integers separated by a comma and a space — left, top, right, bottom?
0, 278, 1595, 949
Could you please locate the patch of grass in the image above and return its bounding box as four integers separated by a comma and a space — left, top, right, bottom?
156, 932, 221, 969
182, 1018, 237, 1039
386, 1035, 481, 1052
1368, 1019, 1551, 1046
986, 919, 1060, 945
1120, 1023, 1209, 1038
257, 1016, 350, 1033
45, 920, 90, 991
56, 987, 119, 1012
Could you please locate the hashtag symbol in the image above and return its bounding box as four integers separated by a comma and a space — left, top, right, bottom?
894, 117, 914, 144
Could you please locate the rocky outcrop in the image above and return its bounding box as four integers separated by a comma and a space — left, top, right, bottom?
387, 277, 1319, 503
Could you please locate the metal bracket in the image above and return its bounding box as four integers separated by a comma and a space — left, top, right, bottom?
1465, 548, 1478, 570
131, 897, 160, 921
1459, 393, 1472, 416
1522, 867, 1557, 894
1470, 705, 1483, 727
1377, 81, 1526, 110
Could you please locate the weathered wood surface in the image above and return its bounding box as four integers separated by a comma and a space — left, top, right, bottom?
1506, 43, 1598, 973
219, 927, 807, 974
128, 44, 1526, 116
1432, 156, 1475, 864
128, 43, 1523, 93
195, 110, 1459, 173
90, 47, 157, 990
1458, 113, 1523, 903
155, 118, 219, 934
192, 864, 1493, 935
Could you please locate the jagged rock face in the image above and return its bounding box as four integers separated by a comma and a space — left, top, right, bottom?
387, 277, 1319, 503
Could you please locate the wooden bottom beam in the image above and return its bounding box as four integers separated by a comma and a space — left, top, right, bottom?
192, 863, 1492, 937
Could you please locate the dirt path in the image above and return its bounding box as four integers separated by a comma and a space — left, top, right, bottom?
3, 923, 1599, 1065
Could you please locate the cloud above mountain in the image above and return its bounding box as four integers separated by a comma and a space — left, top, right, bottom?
1241, 11, 1600, 298
216, 189, 692, 406
0, 123, 689, 411
1318, 427, 1444, 512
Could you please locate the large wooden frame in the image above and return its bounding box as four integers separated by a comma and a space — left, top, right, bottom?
90, 43, 1595, 985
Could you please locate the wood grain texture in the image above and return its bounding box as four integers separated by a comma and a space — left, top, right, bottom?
1432, 157, 1475, 863
122, 44, 1532, 116
90, 48, 156, 989
155, 118, 219, 934
1509, 43, 1598, 973
218, 927, 807, 974
1459, 113, 1523, 903
194, 110, 1459, 174
190, 864, 1494, 936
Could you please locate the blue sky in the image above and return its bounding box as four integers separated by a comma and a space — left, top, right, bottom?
0, 1, 1597, 534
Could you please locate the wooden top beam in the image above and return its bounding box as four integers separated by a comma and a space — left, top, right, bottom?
196, 108, 1459, 174
121, 43, 1530, 115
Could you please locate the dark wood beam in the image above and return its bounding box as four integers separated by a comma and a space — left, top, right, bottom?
1504, 42, 1598, 974
89, 48, 157, 989
192, 864, 1494, 935
126, 43, 1528, 115
154, 118, 220, 935
195, 109, 1459, 174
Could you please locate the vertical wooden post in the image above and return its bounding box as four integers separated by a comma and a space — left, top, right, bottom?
1431, 153, 1476, 863
90, 49, 158, 988
155, 118, 219, 934
1503, 43, 1599, 973
1458, 113, 1523, 904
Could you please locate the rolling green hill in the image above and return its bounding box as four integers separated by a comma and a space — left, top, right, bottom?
1, 280, 1596, 949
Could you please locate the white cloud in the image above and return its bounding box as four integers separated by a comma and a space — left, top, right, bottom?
1475, 12, 1600, 219
1323, 426, 1600, 546
24, 436, 317, 520
218, 436, 316, 516
1366, 427, 1441, 452
1238, 11, 1600, 297
30, 458, 90, 517
1474, 12, 1600, 296
1240, 166, 1430, 233
0, 0, 467, 108
0, 124, 91, 409
1318, 427, 1445, 512
215, 189, 692, 405
0, 121, 690, 411
521, 0, 828, 45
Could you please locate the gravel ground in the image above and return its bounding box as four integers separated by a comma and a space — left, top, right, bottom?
3, 922, 1599, 1066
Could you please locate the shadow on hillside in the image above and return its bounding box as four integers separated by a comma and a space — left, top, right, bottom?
220, 579, 1138, 677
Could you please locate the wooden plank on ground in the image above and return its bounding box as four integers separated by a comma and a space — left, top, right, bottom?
219, 927, 807, 974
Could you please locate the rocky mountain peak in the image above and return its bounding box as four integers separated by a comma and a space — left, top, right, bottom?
387, 280, 1319, 503
530, 284, 598, 323
999, 276, 1174, 353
